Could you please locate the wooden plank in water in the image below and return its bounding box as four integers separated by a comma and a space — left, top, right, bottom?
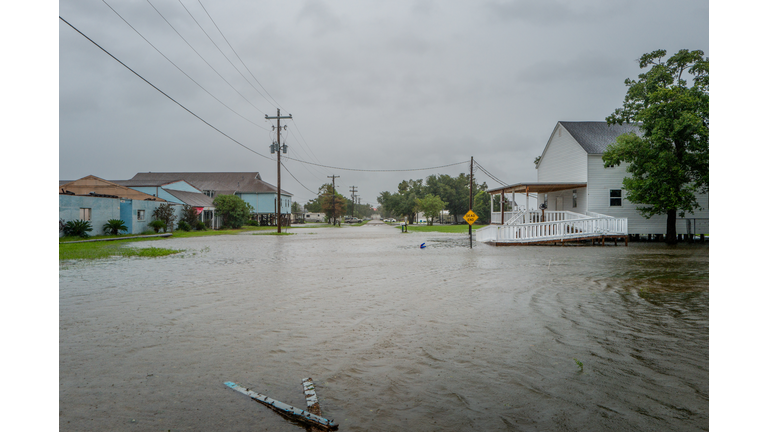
224, 381, 338, 430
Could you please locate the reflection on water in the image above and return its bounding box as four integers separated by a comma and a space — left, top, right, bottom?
60, 225, 708, 431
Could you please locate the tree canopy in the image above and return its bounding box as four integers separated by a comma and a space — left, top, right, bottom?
377, 173, 486, 224
213, 194, 254, 229
415, 194, 446, 225
603, 49, 708, 244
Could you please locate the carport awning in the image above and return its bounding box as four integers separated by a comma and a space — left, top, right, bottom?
487, 182, 587, 195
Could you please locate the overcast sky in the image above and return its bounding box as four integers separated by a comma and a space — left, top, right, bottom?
57, 0, 708, 207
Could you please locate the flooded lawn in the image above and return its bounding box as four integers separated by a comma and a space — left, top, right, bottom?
59, 224, 708, 431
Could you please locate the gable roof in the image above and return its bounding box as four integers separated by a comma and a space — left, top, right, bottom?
163, 189, 215, 207
558, 121, 641, 154
129, 172, 292, 196
59, 175, 166, 201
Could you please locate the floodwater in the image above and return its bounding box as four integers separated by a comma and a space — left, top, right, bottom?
59, 223, 708, 431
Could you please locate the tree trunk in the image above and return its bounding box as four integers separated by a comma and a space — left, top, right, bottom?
666, 208, 677, 245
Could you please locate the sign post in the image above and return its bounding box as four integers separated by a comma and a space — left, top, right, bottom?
463, 209, 478, 248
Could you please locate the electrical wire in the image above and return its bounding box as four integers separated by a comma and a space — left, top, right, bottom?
100, 0, 268, 131
177, 0, 278, 111
196, 0, 283, 110
60, 16, 273, 160
144, 0, 269, 116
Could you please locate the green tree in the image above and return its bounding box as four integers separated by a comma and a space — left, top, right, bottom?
473, 190, 491, 224
415, 194, 446, 226
604, 49, 708, 244
152, 203, 177, 232
213, 194, 254, 229
319, 184, 346, 225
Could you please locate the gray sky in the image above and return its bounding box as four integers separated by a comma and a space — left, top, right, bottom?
58, 0, 708, 207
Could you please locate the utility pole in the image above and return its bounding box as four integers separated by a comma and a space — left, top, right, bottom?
469, 156, 474, 249
349, 186, 358, 218
328, 175, 339, 225
266, 109, 292, 233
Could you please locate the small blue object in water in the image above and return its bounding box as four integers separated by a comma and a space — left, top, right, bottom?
420, 243, 426, 249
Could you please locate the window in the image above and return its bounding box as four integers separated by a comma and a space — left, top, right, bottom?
137, 210, 145, 221
610, 189, 622, 206
79, 208, 91, 221
572, 190, 578, 208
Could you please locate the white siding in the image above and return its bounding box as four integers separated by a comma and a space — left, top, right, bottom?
537, 123, 588, 183
586, 155, 709, 234
544, 188, 587, 213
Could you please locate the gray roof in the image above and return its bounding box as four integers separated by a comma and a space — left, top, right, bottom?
164, 189, 215, 207
559, 121, 641, 154
129, 172, 291, 196
110, 179, 187, 188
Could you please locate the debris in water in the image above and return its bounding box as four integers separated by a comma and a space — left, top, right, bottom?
224, 381, 338, 430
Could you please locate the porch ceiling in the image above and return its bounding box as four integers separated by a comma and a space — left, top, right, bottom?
487, 182, 587, 195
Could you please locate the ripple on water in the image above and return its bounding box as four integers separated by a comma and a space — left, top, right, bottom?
60, 229, 708, 431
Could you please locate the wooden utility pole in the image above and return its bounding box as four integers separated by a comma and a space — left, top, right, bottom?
265, 109, 292, 233
349, 186, 358, 218
328, 175, 339, 225
469, 156, 474, 249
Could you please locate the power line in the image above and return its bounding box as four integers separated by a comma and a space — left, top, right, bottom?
196, 0, 283, 110
62, 16, 473, 178
177, 0, 278, 111
282, 156, 470, 173
60, 16, 273, 160
144, 0, 269, 116
100, 0, 268, 131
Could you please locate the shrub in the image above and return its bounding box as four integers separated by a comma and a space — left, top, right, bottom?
195, 221, 207, 231
177, 220, 192, 231
63, 219, 93, 238
245, 219, 259, 226
102, 219, 128, 235
180, 205, 200, 227
152, 203, 176, 232
148, 220, 166, 233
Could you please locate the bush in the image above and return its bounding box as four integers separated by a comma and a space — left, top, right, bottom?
195, 221, 207, 231
245, 219, 259, 226
63, 219, 93, 238
103, 219, 128, 235
180, 205, 200, 227
213, 194, 254, 229
148, 220, 166, 233
152, 203, 176, 232
177, 220, 192, 231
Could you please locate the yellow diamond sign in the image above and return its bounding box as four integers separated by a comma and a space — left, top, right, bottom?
463, 210, 479, 225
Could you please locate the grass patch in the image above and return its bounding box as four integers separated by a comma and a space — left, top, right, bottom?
253, 232, 295, 235
399, 224, 487, 233
60, 240, 182, 261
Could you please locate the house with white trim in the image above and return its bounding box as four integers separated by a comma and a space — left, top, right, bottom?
477, 121, 708, 244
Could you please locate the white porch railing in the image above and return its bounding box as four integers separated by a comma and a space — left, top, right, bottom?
478, 210, 628, 244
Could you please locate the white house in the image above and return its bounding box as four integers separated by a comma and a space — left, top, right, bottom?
478, 121, 708, 244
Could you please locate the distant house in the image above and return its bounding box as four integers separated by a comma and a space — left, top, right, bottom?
481, 122, 708, 243
59, 175, 167, 235
128, 172, 292, 226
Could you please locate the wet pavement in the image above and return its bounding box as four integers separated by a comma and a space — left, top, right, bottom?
59, 224, 708, 431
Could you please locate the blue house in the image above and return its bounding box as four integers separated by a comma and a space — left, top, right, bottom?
111, 178, 219, 228
59, 176, 167, 235
127, 172, 292, 226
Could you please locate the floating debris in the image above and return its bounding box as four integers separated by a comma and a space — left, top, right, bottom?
224, 381, 338, 430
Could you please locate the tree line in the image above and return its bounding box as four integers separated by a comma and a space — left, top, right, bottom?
377, 173, 494, 225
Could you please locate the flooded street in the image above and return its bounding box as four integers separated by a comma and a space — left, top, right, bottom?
59, 224, 708, 431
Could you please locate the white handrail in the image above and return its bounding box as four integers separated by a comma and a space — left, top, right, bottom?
477, 213, 627, 243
